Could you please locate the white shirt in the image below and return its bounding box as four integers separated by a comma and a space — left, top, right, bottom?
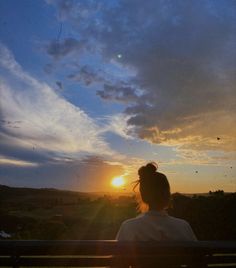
116, 210, 197, 241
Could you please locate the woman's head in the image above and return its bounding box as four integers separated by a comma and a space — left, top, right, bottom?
137, 162, 171, 211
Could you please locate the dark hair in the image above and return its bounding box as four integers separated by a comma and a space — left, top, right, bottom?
136, 162, 171, 210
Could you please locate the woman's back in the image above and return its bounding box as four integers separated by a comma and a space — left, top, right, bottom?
116, 210, 197, 241
116, 162, 197, 241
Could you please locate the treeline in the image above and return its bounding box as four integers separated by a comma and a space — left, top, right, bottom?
169, 191, 236, 240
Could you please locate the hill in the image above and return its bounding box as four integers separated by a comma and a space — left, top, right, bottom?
0, 185, 235, 240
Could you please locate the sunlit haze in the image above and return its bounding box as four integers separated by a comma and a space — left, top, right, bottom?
111, 177, 125, 188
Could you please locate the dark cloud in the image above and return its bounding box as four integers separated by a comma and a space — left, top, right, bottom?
97, 83, 138, 103
2, 1, 236, 191
47, 0, 236, 150
56, 81, 63, 90
68, 66, 103, 85
45, 38, 85, 60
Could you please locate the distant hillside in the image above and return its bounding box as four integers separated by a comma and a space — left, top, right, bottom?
1, 184, 230, 203
0, 184, 136, 240
0, 184, 101, 209
0, 185, 235, 240
0, 184, 91, 197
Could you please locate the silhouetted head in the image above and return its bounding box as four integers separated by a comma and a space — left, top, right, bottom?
137, 162, 171, 211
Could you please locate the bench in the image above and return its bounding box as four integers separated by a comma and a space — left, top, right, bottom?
0, 240, 236, 267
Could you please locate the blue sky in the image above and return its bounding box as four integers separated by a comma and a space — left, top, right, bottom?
0, 0, 235, 192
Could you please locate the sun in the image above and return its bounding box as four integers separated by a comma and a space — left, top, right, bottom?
111, 176, 125, 188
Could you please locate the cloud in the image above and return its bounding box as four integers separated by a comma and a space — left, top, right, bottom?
45, 38, 85, 60
97, 83, 138, 103
0, 156, 39, 167
99, 113, 135, 140
0, 155, 124, 191
47, 0, 236, 151
0, 42, 130, 189
0, 42, 115, 160
55, 81, 63, 90
68, 66, 139, 104
131, 111, 236, 151
68, 65, 103, 85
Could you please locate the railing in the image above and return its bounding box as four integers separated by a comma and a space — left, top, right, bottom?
0, 240, 236, 267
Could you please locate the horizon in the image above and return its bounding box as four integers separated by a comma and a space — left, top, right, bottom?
0, 183, 234, 196
0, 0, 235, 193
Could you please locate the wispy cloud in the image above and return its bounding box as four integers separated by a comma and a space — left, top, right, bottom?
0, 42, 129, 189
0, 156, 39, 167
0, 155, 125, 191
99, 113, 135, 140
0, 43, 115, 159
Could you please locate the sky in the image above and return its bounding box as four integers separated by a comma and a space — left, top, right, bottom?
0, 0, 235, 193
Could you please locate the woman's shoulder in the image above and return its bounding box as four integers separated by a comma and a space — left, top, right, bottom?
167, 215, 191, 227
116, 215, 147, 240
118, 214, 147, 234
166, 216, 197, 240
121, 214, 146, 227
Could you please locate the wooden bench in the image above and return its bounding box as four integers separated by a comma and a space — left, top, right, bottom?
0, 240, 236, 267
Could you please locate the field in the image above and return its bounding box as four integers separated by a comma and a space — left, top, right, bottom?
0, 185, 235, 240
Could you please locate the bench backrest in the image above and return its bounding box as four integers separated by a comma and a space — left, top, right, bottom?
0, 240, 236, 267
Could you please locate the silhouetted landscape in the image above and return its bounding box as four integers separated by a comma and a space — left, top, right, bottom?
0, 185, 235, 240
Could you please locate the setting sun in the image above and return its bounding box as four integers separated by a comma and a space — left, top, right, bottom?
111, 176, 125, 188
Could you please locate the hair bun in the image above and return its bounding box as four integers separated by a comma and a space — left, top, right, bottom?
146, 162, 157, 173
138, 162, 158, 179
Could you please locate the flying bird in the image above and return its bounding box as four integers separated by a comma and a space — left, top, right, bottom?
217, 137, 221, 140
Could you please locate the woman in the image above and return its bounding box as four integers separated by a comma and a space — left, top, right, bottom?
116, 162, 197, 241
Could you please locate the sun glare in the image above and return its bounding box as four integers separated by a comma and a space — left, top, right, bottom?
111, 176, 125, 188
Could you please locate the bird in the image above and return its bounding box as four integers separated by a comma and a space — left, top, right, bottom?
217, 137, 220, 140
